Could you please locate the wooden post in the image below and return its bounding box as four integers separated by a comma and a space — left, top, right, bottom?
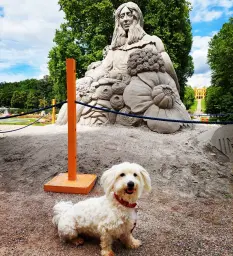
52, 99, 56, 124
44, 58, 97, 194
67, 59, 77, 181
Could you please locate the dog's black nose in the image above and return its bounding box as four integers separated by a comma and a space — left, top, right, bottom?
127, 181, 134, 188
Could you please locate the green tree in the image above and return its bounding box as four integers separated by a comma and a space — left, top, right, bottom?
0, 82, 17, 107
48, 23, 83, 101
207, 18, 233, 120
11, 91, 27, 109
26, 90, 38, 109
39, 98, 48, 108
48, 0, 193, 101
0, 87, 10, 107
205, 86, 223, 114
183, 85, 195, 109
37, 76, 54, 105
208, 18, 233, 89
0, 77, 54, 111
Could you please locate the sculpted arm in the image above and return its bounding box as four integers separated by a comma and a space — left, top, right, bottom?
85, 50, 113, 82
76, 49, 113, 94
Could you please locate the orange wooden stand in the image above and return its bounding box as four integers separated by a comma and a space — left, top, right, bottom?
44, 59, 97, 194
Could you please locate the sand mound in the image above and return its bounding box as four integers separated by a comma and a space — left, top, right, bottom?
1, 124, 232, 198
0, 124, 232, 256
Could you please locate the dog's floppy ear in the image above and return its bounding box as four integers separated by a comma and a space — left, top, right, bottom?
100, 167, 117, 195
136, 164, 151, 192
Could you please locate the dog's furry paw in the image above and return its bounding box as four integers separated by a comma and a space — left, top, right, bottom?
127, 238, 142, 249
71, 237, 84, 247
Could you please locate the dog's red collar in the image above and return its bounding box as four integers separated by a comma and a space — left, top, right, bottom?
114, 193, 137, 208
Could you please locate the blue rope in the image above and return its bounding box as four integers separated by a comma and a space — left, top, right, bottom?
0, 115, 45, 133
75, 101, 233, 125
0, 101, 67, 120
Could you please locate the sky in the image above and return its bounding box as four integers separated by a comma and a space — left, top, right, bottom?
0, 0, 233, 88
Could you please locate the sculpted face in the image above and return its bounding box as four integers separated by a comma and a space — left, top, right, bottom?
119, 6, 134, 31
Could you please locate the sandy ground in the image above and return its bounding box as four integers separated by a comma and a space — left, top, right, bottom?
0, 123, 233, 256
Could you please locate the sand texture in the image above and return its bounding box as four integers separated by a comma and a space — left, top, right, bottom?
0, 124, 232, 256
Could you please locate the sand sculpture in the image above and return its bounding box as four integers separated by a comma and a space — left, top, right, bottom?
56, 2, 191, 133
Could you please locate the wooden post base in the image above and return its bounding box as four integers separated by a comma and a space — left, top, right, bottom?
44, 173, 97, 194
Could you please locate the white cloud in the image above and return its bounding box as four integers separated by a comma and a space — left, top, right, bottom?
188, 72, 211, 88
192, 49, 210, 74
192, 11, 222, 22
220, 0, 233, 8
37, 63, 49, 79
210, 31, 219, 36
192, 36, 211, 50
188, 36, 212, 88
191, 36, 211, 74
190, 0, 233, 22
0, 0, 65, 81
0, 73, 36, 83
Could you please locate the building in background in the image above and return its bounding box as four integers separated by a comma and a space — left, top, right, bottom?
194, 87, 206, 99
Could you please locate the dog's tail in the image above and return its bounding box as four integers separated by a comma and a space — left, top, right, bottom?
52, 201, 73, 227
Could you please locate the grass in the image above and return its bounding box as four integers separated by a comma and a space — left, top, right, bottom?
188, 99, 198, 114
0, 122, 46, 126
201, 99, 206, 113
0, 117, 51, 126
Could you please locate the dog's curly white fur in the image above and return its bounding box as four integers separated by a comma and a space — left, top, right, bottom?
52, 162, 151, 256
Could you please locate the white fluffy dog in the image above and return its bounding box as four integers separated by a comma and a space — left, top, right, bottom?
52, 162, 151, 256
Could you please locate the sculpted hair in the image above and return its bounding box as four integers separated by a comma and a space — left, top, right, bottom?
111, 2, 146, 49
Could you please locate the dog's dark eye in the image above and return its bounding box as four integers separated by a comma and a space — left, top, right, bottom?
134, 173, 137, 177
120, 173, 125, 177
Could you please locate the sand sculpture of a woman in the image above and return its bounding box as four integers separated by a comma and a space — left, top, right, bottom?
56, 1, 191, 133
